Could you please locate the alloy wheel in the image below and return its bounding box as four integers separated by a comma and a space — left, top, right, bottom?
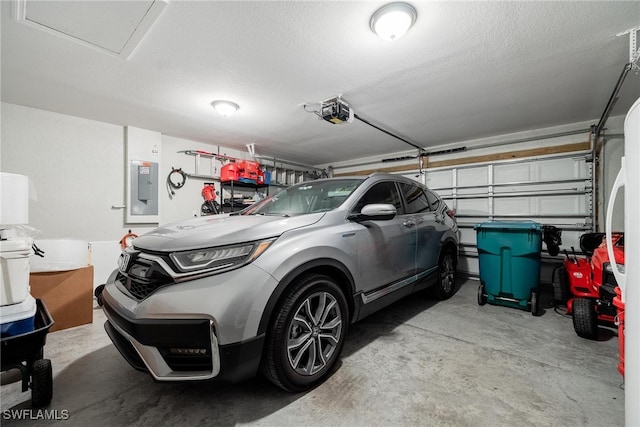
286, 291, 343, 376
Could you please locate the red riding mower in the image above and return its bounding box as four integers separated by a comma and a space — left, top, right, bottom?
201, 182, 221, 215
555, 232, 625, 339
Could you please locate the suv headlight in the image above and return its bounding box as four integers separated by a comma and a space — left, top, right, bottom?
170, 240, 274, 273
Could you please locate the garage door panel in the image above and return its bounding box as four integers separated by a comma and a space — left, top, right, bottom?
457, 256, 479, 276
457, 167, 488, 187
425, 170, 453, 189
494, 163, 536, 183
538, 195, 586, 216
493, 197, 535, 215
458, 227, 477, 246
493, 158, 588, 184
427, 153, 593, 278
455, 199, 490, 216
492, 195, 586, 216
535, 158, 588, 180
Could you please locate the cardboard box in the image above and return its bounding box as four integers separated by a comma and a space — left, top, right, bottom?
29, 265, 94, 332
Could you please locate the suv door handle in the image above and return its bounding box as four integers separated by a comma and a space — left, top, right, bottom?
403, 220, 416, 228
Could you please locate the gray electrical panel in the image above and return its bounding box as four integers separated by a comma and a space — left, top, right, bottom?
130, 160, 158, 216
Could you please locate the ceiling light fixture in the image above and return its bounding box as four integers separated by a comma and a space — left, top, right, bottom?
211, 100, 239, 117
370, 2, 417, 41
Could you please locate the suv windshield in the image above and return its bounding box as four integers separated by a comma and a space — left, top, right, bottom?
244, 178, 363, 217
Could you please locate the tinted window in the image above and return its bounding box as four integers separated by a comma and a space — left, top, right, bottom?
353, 181, 402, 214
399, 183, 431, 214
424, 189, 441, 211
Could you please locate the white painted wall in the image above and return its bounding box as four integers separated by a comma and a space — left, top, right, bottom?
1, 103, 135, 240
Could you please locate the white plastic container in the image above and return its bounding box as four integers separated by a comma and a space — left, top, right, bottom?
0, 293, 36, 337
30, 239, 89, 272
0, 172, 29, 225
0, 237, 33, 306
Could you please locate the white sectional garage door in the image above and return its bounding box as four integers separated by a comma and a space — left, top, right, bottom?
420, 153, 594, 278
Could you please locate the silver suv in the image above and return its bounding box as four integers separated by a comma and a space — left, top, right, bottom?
102, 173, 458, 392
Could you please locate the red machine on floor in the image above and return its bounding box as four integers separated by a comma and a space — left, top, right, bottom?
561, 232, 625, 339
201, 183, 221, 215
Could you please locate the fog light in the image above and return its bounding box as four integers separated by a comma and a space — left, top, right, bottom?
169, 348, 207, 355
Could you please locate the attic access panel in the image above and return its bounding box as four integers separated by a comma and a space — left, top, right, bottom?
12, 0, 167, 58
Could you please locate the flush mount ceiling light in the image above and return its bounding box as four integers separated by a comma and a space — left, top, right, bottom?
211, 100, 239, 117
370, 2, 417, 41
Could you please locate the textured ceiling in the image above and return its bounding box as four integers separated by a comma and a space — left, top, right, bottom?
2, 1, 640, 165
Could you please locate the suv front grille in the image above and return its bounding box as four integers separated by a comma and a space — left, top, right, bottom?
118, 255, 174, 300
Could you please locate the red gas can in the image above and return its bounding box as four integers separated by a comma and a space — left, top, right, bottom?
221, 163, 240, 182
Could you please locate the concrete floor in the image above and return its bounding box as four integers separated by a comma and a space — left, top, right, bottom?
1, 279, 624, 426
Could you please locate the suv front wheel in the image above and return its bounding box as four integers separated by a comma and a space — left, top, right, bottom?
261, 274, 348, 392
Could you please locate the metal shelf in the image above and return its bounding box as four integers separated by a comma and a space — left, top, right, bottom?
220, 180, 269, 212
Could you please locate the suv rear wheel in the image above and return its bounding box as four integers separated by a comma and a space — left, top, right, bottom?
433, 248, 457, 300
261, 274, 348, 392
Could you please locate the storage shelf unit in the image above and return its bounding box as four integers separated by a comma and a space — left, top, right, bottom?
220, 180, 269, 212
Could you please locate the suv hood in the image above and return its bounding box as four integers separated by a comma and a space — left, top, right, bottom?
132, 213, 324, 252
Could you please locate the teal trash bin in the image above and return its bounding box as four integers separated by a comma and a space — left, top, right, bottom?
474, 221, 542, 315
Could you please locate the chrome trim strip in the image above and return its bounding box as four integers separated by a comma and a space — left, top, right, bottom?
360, 267, 436, 304
104, 310, 220, 381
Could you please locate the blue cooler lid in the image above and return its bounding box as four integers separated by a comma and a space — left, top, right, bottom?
474, 221, 542, 231
0, 294, 36, 324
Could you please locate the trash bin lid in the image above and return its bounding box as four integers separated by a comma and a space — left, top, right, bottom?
474, 221, 542, 231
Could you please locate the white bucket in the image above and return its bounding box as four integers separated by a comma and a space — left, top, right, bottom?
0, 238, 33, 306
30, 239, 89, 272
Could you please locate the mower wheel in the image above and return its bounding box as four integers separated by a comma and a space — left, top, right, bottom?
573, 298, 598, 339
477, 284, 487, 306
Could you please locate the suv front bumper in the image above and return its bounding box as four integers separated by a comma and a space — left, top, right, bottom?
101, 263, 276, 382
103, 297, 265, 382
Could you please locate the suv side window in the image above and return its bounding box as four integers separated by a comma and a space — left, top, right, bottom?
399, 182, 431, 214
424, 189, 441, 211
353, 181, 402, 214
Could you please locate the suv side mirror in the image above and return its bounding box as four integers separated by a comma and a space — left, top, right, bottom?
348, 204, 397, 222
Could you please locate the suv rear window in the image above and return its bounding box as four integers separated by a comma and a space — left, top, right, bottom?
399, 182, 431, 214
424, 189, 441, 211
